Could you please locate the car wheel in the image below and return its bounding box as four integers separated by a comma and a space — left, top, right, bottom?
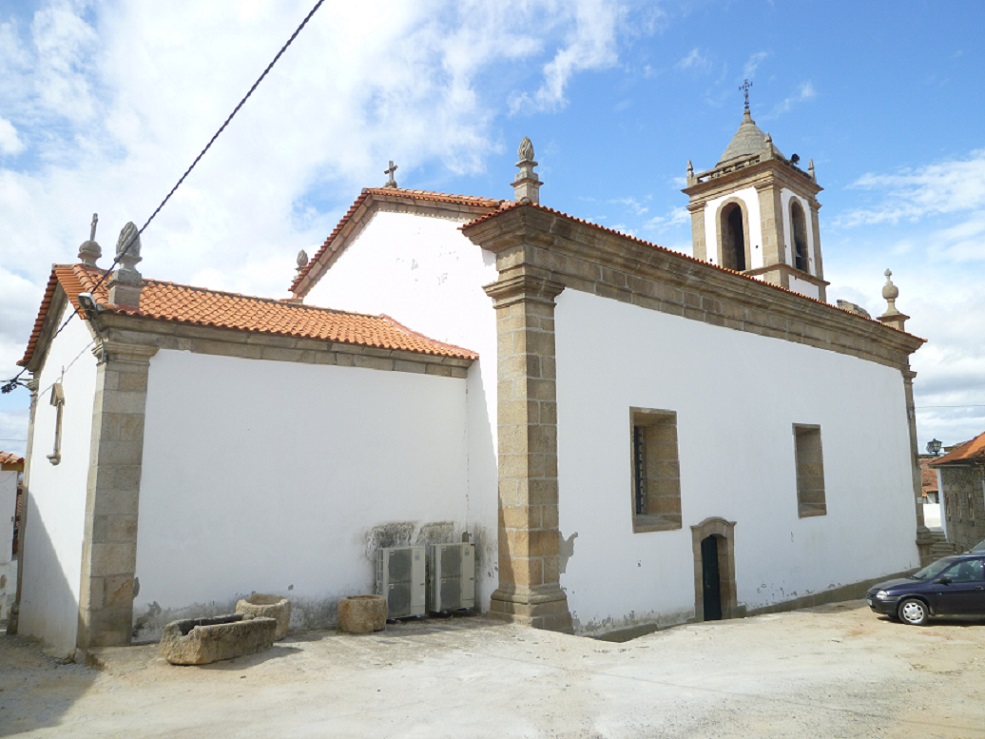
898, 598, 928, 626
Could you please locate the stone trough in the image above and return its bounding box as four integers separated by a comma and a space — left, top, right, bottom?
159, 614, 277, 666
235, 594, 291, 641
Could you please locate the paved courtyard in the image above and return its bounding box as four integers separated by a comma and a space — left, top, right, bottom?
1, 600, 984, 738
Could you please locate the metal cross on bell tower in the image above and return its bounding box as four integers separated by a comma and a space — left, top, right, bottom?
739, 79, 753, 112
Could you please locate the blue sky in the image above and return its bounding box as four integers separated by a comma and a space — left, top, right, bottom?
1, 0, 983, 456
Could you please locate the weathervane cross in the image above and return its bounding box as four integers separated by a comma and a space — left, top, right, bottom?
739, 79, 753, 111
384, 160, 398, 188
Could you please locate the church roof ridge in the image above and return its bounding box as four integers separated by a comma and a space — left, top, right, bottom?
290, 187, 504, 295
20, 263, 478, 368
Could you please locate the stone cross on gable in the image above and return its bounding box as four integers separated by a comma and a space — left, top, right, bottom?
739, 78, 753, 111
383, 160, 398, 188
90, 213, 98, 240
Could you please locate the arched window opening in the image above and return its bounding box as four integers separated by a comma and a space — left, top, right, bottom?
720, 202, 746, 271
791, 200, 809, 272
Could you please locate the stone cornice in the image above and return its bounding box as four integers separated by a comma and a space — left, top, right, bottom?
90, 312, 473, 377
483, 270, 565, 308
683, 158, 822, 203
464, 205, 924, 370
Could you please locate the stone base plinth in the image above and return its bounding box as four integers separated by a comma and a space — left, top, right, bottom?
235, 594, 291, 640
338, 595, 387, 634
489, 589, 573, 633
159, 614, 277, 665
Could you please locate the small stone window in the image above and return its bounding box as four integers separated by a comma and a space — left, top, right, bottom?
631, 408, 682, 532
794, 424, 826, 517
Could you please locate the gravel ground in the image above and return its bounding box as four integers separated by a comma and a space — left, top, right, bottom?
1, 600, 984, 738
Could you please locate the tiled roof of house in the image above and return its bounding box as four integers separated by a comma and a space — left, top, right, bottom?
462, 201, 925, 337
919, 458, 939, 494
930, 431, 985, 466
20, 264, 478, 367
0, 451, 24, 467
290, 187, 504, 294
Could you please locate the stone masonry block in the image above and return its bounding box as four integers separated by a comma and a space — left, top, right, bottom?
90, 542, 137, 577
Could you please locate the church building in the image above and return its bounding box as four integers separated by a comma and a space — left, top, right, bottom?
11, 104, 929, 656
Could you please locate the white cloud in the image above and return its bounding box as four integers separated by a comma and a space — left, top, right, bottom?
675, 48, 710, 72
509, 0, 624, 113
743, 51, 770, 80
839, 149, 985, 226
0, 117, 24, 155
765, 81, 816, 118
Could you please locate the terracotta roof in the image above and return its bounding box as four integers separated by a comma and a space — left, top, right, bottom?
0, 451, 24, 468
20, 265, 477, 367
462, 201, 926, 338
290, 187, 504, 294
919, 457, 939, 494
930, 431, 985, 466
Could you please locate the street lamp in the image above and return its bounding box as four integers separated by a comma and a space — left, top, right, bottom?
926, 438, 943, 456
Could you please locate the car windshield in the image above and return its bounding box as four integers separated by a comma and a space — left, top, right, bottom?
911, 557, 958, 581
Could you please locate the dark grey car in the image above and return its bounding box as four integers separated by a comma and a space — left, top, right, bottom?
866, 553, 985, 625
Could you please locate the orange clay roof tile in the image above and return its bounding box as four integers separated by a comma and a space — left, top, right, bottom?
0, 451, 24, 467
930, 431, 985, 466
19, 265, 477, 367
290, 187, 503, 293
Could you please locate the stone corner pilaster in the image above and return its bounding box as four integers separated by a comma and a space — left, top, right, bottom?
78, 340, 157, 649
486, 267, 572, 633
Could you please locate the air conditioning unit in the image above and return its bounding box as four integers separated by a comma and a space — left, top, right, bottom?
375, 545, 426, 619
428, 542, 475, 613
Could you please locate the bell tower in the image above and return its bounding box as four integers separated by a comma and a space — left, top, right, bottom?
682, 82, 828, 302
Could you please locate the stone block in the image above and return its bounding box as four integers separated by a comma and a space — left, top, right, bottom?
159, 614, 277, 665
337, 595, 386, 635
235, 594, 291, 640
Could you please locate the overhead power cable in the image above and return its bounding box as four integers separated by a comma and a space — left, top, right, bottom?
1, 0, 326, 395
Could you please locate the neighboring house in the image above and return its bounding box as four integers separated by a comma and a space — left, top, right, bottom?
930, 431, 985, 551
13, 105, 929, 657
0, 451, 24, 623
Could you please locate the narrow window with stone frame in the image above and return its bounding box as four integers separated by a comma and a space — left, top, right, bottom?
630, 408, 682, 533
793, 424, 826, 517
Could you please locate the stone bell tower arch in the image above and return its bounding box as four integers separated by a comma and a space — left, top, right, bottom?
683, 81, 828, 302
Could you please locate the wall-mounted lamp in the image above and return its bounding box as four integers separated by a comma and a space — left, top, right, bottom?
77, 292, 102, 319
926, 438, 943, 456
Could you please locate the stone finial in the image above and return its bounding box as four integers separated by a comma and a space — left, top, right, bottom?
878, 268, 909, 331
763, 131, 775, 159
513, 136, 542, 204
383, 160, 398, 188
107, 221, 143, 308
686, 160, 695, 185
78, 213, 102, 267
808, 158, 816, 181
296, 249, 309, 273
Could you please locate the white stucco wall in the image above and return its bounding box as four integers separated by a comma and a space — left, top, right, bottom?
0, 467, 18, 621
0, 468, 16, 564
303, 210, 501, 603
554, 289, 918, 634
133, 349, 472, 634
18, 310, 98, 655
703, 186, 764, 270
